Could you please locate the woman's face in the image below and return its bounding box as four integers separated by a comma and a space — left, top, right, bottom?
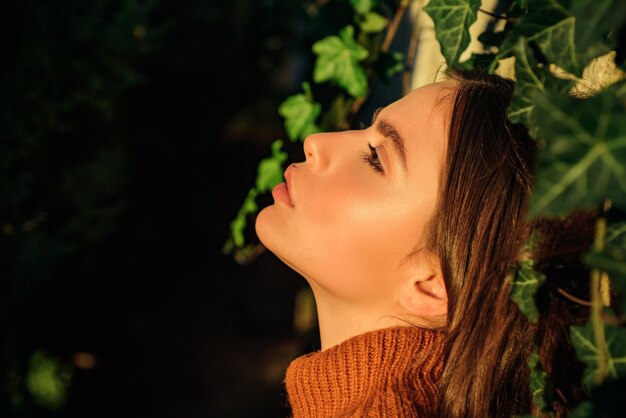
255, 80, 455, 307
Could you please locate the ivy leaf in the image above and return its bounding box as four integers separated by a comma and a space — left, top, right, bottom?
423, 0, 481, 67
570, 319, 626, 389
498, 0, 580, 76
509, 258, 546, 323
528, 349, 553, 413
584, 221, 626, 313
227, 188, 258, 249
357, 11, 388, 34
349, 0, 379, 15
256, 139, 288, 193
507, 37, 547, 131
528, 80, 626, 218
312, 25, 369, 98
226, 139, 288, 250
506, 37, 575, 136
278, 82, 322, 142
570, 0, 626, 71
375, 50, 405, 82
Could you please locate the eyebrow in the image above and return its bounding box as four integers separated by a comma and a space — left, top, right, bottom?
371, 107, 407, 172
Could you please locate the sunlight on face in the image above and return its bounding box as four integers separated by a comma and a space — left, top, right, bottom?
255, 80, 456, 308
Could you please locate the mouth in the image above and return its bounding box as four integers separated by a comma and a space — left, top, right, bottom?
272, 164, 295, 207
271, 182, 293, 207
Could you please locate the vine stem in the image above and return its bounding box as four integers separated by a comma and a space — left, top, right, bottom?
403, 0, 426, 94
478, 7, 517, 24
590, 215, 608, 384
381, 0, 410, 53
349, 0, 412, 120
555, 287, 593, 307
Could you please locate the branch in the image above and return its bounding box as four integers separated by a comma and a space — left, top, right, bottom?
382, 0, 410, 52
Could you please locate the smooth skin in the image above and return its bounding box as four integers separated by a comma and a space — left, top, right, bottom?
255, 80, 456, 350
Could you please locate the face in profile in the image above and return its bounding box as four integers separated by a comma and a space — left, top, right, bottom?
255, 80, 455, 312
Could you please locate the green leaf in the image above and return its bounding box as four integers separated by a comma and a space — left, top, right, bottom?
357, 11, 387, 34
507, 37, 553, 134
528, 80, 626, 217
312, 25, 369, 98
349, 0, 379, 15
499, 0, 626, 77
498, 0, 580, 75
226, 139, 288, 250
509, 258, 547, 323
528, 349, 553, 412
423, 0, 481, 67
278, 82, 322, 142
376, 50, 405, 82
227, 188, 258, 249
571, 0, 626, 70
570, 319, 626, 389
584, 221, 626, 313
256, 139, 288, 192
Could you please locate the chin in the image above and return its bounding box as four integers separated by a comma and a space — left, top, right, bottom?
255, 207, 307, 276
255, 205, 289, 257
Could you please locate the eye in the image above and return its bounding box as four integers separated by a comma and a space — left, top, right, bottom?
360, 142, 384, 174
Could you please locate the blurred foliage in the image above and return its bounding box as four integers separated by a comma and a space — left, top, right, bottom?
1, 0, 153, 413
1, 0, 314, 416
25, 351, 73, 411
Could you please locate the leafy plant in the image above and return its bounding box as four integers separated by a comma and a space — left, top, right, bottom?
225, 0, 626, 415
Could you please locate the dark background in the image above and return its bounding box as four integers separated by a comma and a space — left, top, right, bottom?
0, 0, 406, 417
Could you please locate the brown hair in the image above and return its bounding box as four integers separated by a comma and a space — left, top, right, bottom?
426, 67, 600, 417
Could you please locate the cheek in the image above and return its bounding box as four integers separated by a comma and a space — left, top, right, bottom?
296, 174, 432, 299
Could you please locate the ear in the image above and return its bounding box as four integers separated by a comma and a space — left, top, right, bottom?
398, 250, 448, 318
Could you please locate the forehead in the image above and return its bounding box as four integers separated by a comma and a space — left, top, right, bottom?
382, 80, 456, 165
384, 80, 455, 133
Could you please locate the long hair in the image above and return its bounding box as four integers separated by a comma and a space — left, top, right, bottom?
426, 67, 600, 417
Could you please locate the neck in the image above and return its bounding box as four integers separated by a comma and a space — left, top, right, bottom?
310, 285, 409, 350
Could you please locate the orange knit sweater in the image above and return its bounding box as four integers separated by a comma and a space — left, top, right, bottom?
284, 326, 445, 418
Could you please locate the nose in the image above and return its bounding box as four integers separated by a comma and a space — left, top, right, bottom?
302, 133, 329, 171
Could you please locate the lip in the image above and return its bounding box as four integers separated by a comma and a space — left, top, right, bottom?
271, 182, 292, 207
271, 164, 295, 208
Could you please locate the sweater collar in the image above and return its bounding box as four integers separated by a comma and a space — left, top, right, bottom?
284, 325, 445, 417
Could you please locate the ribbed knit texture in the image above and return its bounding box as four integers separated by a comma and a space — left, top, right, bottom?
284, 326, 445, 418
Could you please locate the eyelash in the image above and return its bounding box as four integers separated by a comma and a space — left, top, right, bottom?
361, 143, 384, 174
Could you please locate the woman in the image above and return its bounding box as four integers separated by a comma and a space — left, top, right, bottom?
255, 67, 598, 417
